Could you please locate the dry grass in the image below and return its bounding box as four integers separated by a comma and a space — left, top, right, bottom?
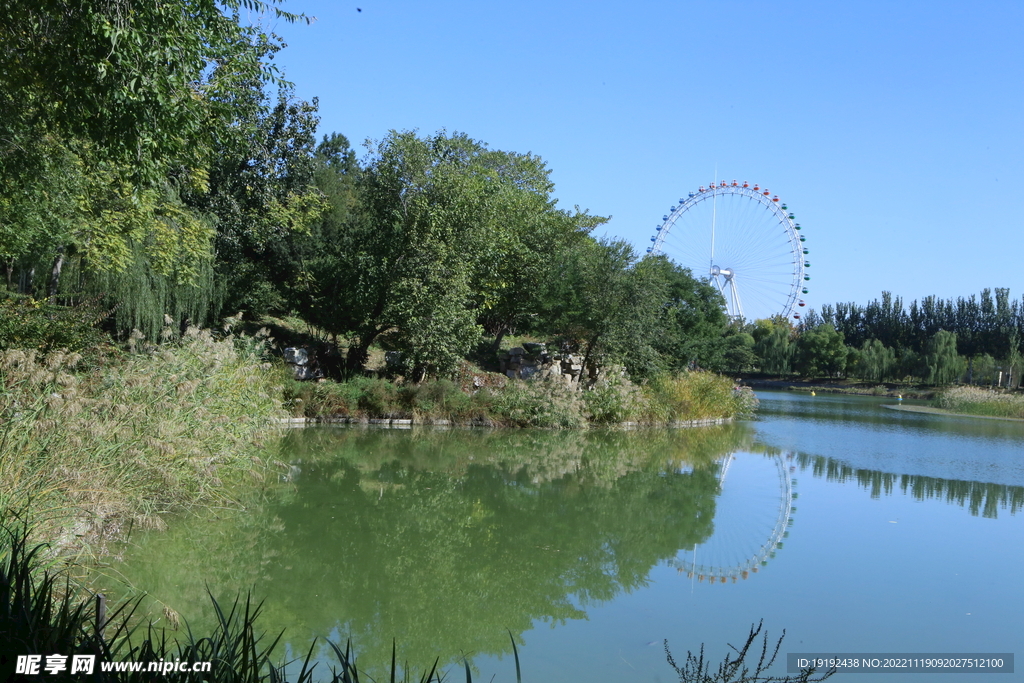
933, 386, 1024, 419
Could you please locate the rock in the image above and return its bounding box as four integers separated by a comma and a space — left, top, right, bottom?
284, 347, 310, 365
293, 365, 317, 381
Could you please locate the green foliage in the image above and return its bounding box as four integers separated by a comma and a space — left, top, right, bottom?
1, 1, 318, 333
918, 330, 965, 386
647, 256, 729, 372
752, 318, 794, 375
191, 87, 326, 319
583, 372, 648, 424
303, 131, 552, 376
818, 288, 1024, 384
0, 297, 107, 353
646, 372, 744, 422
849, 338, 898, 382
543, 239, 667, 378
0, 0, 309, 183
490, 378, 588, 428
794, 324, 847, 378
722, 332, 757, 374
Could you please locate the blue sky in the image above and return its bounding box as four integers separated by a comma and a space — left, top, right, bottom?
267, 0, 1023, 316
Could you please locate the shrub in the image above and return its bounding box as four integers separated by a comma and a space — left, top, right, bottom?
583, 372, 648, 424
934, 386, 1024, 419
646, 372, 741, 422
0, 296, 108, 353
490, 377, 587, 428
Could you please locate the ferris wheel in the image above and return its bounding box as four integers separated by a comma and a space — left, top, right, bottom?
648, 181, 809, 322
670, 451, 796, 584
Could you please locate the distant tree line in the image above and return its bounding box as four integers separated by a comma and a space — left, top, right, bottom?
742, 289, 1024, 386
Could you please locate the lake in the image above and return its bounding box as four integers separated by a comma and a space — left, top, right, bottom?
105, 391, 1024, 682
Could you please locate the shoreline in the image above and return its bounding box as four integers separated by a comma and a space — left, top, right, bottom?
275, 415, 734, 429
743, 378, 935, 399
880, 404, 1024, 422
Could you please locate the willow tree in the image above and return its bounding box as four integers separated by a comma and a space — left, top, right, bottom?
752, 317, 795, 375
851, 338, 898, 382
0, 0, 313, 334
919, 330, 964, 385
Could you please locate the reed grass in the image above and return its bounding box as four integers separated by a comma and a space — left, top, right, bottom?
665, 620, 835, 682
288, 371, 749, 428
0, 327, 287, 545
933, 386, 1024, 419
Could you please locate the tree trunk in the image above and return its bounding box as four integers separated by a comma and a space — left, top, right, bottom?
490, 327, 508, 353
22, 266, 35, 295
48, 246, 65, 301
345, 328, 382, 375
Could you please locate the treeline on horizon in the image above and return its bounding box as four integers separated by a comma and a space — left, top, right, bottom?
1, 1, 1021, 388
774, 288, 1024, 384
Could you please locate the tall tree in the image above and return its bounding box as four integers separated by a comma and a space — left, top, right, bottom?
752, 317, 795, 375
303, 130, 571, 377
646, 256, 728, 372
795, 324, 847, 378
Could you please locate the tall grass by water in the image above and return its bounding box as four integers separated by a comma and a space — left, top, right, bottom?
286, 371, 753, 428
0, 327, 287, 544
933, 386, 1024, 419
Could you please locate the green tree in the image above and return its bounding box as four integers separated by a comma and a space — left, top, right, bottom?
851, 338, 898, 382
646, 257, 729, 372
795, 324, 847, 378
752, 317, 794, 375
722, 332, 757, 374
304, 131, 563, 377
1, 0, 316, 336
0, 0, 308, 182
543, 240, 668, 378
918, 330, 964, 385
473, 203, 602, 350
184, 84, 326, 318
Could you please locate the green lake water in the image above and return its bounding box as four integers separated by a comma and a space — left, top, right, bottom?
106, 391, 1024, 682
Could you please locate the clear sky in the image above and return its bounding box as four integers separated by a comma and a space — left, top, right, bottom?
266, 0, 1023, 315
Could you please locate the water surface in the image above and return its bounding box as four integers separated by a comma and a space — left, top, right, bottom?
107, 392, 1024, 682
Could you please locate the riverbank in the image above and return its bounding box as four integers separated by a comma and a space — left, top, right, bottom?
931, 386, 1024, 419
744, 378, 936, 399
880, 404, 1024, 422
285, 370, 756, 428
2, 333, 752, 549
